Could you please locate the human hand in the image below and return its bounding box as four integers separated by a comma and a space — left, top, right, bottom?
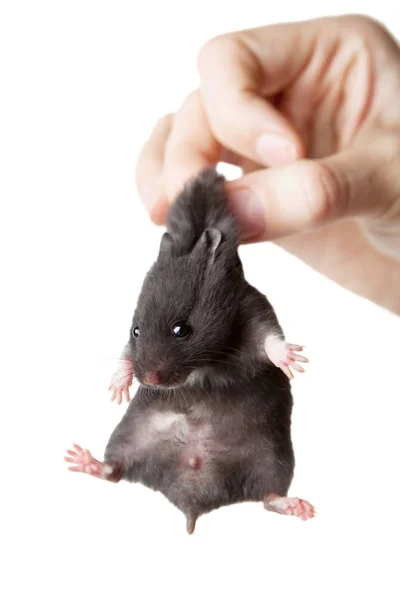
135, 15, 400, 313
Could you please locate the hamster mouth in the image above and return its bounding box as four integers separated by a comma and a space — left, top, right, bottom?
140, 372, 190, 390
136, 361, 197, 389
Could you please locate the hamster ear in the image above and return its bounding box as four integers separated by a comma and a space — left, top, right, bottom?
192, 228, 222, 264
158, 232, 174, 261
203, 228, 222, 256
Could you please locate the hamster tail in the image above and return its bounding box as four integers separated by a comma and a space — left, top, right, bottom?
165, 167, 239, 255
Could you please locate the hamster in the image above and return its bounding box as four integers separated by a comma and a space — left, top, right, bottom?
65, 168, 314, 534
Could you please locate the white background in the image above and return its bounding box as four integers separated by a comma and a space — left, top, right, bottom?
1, 1, 400, 599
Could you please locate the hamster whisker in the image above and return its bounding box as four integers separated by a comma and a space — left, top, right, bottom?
102, 356, 134, 363
219, 346, 246, 358
210, 349, 246, 362
203, 358, 245, 368
109, 373, 138, 387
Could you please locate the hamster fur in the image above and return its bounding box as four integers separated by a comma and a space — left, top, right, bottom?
65, 168, 314, 533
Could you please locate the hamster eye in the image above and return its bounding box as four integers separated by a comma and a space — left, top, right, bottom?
132, 325, 140, 339
172, 321, 192, 338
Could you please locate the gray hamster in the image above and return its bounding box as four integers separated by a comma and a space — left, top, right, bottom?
65, 168, 314, 534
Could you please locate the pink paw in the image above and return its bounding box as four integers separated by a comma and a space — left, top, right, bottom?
279, 498, 315, 521
108, 359, 134, 404
64, 444, 112, 479
265, 495, 316, 521
264, 337, 309, 379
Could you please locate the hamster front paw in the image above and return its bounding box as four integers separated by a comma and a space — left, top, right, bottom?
264, 336, 309, 379
108, 359, 134, 404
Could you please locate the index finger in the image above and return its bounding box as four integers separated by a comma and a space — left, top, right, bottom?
197, 23, 316, 166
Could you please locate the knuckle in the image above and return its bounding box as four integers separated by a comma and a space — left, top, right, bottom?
154, 113, 173, 130
205, 88, 246, 145
197, 33, 233, 72
179, 89, 200, 113
303, 161, 349, 225
340, 14, 390, 40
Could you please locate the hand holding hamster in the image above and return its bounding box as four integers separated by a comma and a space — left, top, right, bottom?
65, 169, 314, 534
136, 15, 400, 315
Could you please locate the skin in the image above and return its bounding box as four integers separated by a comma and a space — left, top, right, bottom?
135, 15, 400, 315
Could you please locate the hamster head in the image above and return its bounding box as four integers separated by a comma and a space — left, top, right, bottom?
130, 229, 245, 388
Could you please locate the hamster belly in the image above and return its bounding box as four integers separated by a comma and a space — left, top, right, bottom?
104, 382, 294, 515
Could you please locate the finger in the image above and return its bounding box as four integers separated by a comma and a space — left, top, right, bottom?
288, 352, 309, 363
286, 344, 304, 351
66, 449, 78, 457
281, 364, 294, 379
226, 140, 396, 241
73, 444, 83, 452
163, 89, 222, 200
291, 364, 305, 373
124, 388, 130, 403
135, 114, 173, 220
198, 27, 309, 167
150, 194, 170, 226
64, 457, 76, 463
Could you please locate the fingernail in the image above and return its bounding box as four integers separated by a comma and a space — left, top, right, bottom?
150, 197, 169, 225
256, 133, 297, 166
227, 187, 265, 241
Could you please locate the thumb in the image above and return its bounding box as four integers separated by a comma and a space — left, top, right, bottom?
226, 141, 399, 242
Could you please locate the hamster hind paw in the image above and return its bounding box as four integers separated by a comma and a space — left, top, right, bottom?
64, 444, 115, 480
264, 494, 316, 521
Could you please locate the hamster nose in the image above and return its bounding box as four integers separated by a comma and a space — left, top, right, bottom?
143, 371, 162, 386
